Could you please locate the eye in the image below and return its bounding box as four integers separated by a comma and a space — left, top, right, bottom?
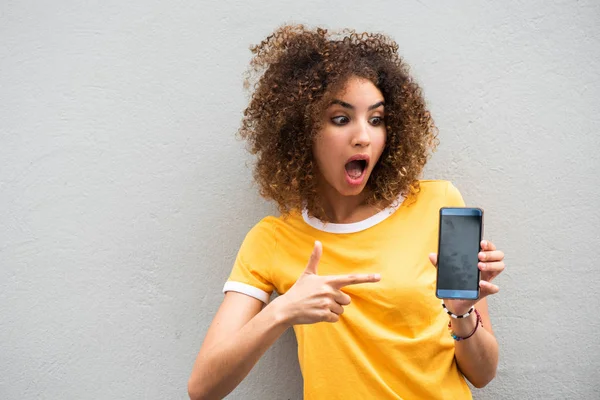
369, 116, 384, 126
331, 116, 350, 125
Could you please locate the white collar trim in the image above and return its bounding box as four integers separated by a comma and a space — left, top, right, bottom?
302, 196, 404, 234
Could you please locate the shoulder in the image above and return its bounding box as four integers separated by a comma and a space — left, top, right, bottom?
238, 216, 279, 258
246, 216, 279, 239
242, 212, 302, 249
417, 179, 460, 197
415, 180, 465, 206
418, 179, 452, 194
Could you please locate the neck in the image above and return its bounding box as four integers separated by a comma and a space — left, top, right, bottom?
316, 182, 380, 224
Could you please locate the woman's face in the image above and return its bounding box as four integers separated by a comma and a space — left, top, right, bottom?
313, 76, 387, 198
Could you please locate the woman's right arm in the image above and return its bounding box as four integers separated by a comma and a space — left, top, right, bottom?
187, 292, 290, 400
187, 241, 380, 399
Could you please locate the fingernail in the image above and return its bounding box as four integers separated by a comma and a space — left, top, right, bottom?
482, 240, 488, 247
479, 252, 486, 260
479, 262, 486, 270
374, 273, 381, 280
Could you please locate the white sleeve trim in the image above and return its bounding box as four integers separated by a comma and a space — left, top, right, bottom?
223, 281, 270, 304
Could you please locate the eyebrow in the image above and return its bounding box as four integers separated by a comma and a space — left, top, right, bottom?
331, 99, 385, 111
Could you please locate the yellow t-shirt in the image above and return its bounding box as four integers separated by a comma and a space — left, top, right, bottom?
223, 180, 472, 399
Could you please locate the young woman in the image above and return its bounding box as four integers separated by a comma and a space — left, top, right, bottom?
188, 25, 505, 400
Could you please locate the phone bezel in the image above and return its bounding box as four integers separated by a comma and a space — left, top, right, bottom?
435, 207, 484, 300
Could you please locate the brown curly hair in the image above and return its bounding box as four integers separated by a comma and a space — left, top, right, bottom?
239, 24, 438, 221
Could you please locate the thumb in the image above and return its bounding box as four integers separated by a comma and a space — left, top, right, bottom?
304, 241, 322, 275
429, 252, 438, 267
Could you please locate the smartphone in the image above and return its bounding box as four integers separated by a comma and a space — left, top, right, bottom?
435, 207, 483, 300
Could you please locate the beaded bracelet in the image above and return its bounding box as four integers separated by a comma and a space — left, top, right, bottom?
448, 309, 483, 341
441, 301, 475, 319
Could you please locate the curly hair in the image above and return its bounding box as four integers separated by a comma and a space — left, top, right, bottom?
239, 24, 438, 221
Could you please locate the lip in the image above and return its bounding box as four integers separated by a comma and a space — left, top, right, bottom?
346, 154, 370, 165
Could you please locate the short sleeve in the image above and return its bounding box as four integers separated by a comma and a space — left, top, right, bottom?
446, 182, 466, 207
222, 218, 276, 304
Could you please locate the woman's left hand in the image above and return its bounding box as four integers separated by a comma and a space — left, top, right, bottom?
429, 240, 505, 316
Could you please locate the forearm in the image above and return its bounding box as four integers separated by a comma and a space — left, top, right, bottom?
452, 314, 499, 388
188, 298, 290, 400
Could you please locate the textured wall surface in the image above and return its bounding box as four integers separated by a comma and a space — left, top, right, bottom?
1, 1, 599, 399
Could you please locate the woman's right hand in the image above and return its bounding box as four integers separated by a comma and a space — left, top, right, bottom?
275, 241, 381, 326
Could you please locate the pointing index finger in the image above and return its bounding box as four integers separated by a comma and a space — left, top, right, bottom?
327, 273, 381, 288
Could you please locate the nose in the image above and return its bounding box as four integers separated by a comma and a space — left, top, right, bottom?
351, 121, 371, 148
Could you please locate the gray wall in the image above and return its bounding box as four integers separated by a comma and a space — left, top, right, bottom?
1, 1, 599, 399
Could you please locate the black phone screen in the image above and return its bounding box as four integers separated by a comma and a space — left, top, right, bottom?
437, 210, 482, 298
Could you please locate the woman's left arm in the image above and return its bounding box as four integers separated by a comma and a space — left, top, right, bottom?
429, 240, 505, 388
452, 297, 498, 388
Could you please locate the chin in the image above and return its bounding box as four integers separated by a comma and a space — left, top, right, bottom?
337, 183, 368, 197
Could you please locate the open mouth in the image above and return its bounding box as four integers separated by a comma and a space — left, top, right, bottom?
345, 157, 369, 180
